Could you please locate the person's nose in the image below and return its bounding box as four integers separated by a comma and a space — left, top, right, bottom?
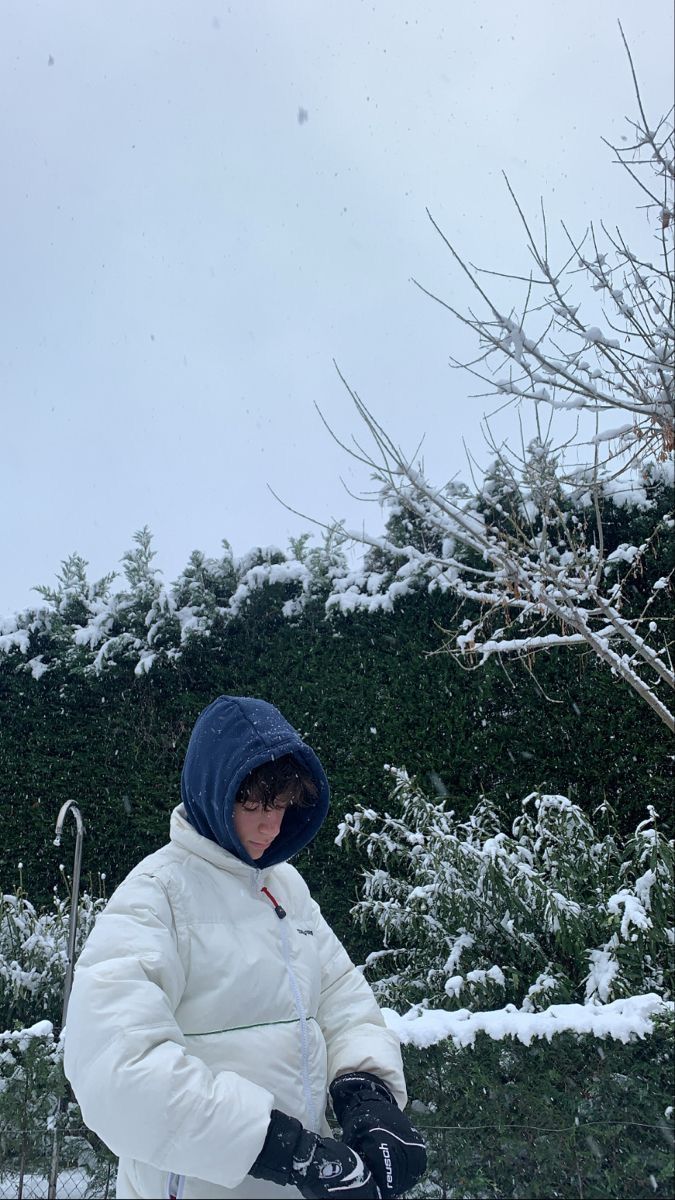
258, 808, 284, 835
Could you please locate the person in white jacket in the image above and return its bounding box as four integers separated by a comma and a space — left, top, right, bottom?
64, 695, 427, 1200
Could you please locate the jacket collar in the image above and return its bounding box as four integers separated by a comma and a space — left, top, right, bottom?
170, 804, 272, 882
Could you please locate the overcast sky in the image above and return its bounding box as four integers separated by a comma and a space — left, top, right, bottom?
1, 1, 672, 614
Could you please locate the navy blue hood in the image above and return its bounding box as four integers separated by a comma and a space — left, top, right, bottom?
180, 695, 330, 867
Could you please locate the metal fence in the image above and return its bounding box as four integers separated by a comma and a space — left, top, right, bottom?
0, 1127, 114, 1200
0, 1168, 112, 1200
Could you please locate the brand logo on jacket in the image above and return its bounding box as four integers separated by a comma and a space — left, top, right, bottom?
296, 927, 314, 936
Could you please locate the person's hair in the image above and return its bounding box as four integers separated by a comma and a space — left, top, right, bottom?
236, 754, 319, 810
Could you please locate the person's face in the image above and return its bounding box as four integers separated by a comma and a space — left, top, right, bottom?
232, 795, 290, 859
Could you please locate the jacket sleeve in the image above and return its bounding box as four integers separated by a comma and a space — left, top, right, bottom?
310, 898, 407, 1109
63, 869, 274, 1190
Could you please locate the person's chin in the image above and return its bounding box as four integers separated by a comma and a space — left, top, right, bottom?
248, 842, 270, 858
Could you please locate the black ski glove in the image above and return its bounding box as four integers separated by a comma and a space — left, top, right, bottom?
250, 1107, 380, 1199
330, 1071, 427, 1199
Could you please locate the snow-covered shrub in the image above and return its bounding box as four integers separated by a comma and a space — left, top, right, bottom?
0, 1021, 64, 1175
0, 1021, 116, 1195
337, 768, 674, 1011
0, 891, 115, 1192
0, 889, 105, 1030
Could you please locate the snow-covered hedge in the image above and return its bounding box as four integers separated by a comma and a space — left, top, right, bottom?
1, 461, 670, 684
401, 1009, 674, 1199
0, 529, 349, 680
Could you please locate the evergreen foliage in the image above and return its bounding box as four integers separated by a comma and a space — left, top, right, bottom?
0, 1023, 116, 1198
0, 888, 105, 1030
337, 773, 674, 1012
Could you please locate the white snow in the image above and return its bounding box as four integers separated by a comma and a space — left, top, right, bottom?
27, 655, 50, 679
584, 941, 622, 1002
134, 650, 157, 676
606, 889, 652, 939
634, 868, 656, 910
382, 992, 672, 1049
0, 1018, 53, 1044
605, 543, 640, 565
443, 933, 475, 976
0, 627, 30, 655
227, 560, 311, 618
465, 965, 506, 988
591, 424, 637, 444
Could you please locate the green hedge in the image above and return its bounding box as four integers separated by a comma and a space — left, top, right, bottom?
404, 1016, 675, 1199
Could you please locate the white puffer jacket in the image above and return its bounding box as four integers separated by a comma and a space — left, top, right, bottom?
64, 805, 406, 1200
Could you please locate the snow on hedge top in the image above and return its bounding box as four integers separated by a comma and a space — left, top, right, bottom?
0, 461, 670, 678
382, 993, 672, 1050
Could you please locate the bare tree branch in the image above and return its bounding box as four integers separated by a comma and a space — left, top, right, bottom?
307, 35, 674, 731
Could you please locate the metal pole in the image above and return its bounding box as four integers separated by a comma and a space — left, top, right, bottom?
54, 801, 85, 1025
48, 801, 85, 1200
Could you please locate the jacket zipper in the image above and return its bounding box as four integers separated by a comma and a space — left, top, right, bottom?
261, 885, 319, 1131
165, 1170, 184, 1199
